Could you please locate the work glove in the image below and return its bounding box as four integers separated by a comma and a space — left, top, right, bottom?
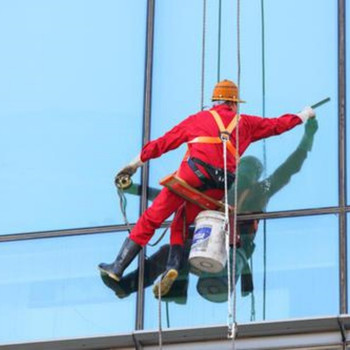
297, 106, 316, 123
114, 155, 144, 189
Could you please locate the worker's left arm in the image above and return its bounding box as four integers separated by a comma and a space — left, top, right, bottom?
247, 106, 315, 142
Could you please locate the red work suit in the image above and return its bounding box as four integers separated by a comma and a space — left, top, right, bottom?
129, 104, 302, 246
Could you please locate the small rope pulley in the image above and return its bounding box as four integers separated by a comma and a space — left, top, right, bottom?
115, 174, 133, 190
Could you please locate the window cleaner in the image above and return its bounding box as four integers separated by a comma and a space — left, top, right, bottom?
98, 79, 316, 299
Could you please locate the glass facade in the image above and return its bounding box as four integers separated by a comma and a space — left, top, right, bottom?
0, 0, 146, 234
144, 215, 338, 329
0, 0, 347, 347
0, 231, 136, 343
150, 0, 338, 212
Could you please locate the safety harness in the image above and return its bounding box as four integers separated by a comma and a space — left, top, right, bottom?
186, 110, 239, 190
189, 110, 239, 158
188, 157, 235, 191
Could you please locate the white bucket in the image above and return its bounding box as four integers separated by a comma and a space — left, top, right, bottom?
189, 210, 227, 273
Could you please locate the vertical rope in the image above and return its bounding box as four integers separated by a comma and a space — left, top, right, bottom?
223, 140, 233, 337
229, 0, 242, 346
250, 257, 256, 321
263, 219, 267, 320
260, 0, 267, 321
117, 188, 132, 234
217, 0, 222, 82
166, 301, 170, 328
201, 0, 207, 110
158, 282, 163, 350
261, 0, 267, 158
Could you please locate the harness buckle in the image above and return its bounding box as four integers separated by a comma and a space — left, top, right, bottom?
115, 174, 132, 190
220, 131, 230, 142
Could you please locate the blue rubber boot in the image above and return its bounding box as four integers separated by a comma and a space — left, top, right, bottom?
98, 237, 141, 282
153, 244, 183, 298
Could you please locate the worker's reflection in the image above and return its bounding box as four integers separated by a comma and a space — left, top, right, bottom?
100, 242, 191, 304
197, 118, 318, 302
101, 119, 318, 303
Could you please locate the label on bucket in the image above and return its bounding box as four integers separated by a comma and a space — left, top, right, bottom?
192, 226, 212, 249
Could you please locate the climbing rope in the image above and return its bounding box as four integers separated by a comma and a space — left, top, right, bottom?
201, 0, 207, 110
249, 256, 256, 321
222, 137, 234, 338
158, 281, 163, 350
117, 187, 132, 234
166, 301, 170, 328
263, 219, 267, 319
217, 0, 222, 82
261, 0, 268, 321
116, 184, 168, 247
261, 0, 267, 171
147, 227, 169, 247
228, 0, 242, 345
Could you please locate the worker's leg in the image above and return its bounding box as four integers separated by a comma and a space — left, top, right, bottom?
153, 188, 224, 297
99, 187, 185, 281
170, 188, 224, 245
129, 187, 185, 246
98, 236, 142, 282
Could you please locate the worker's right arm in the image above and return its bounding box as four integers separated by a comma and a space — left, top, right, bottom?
140, 115, 195, 162
116, 114, 194, 180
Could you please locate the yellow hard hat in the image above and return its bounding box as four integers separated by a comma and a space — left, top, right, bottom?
212, 79, 245, 103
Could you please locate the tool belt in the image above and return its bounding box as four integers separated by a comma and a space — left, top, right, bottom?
188, 157, 235, 191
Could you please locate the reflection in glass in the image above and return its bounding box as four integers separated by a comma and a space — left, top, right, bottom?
0, 232, 136, 343
100, 216, 338, 328
101, 244, 170, 300
233, 118, 318, 214
141, 215, 338, 329
125, 117, 317, 207
120, 119, 318, 304
219, 0, 337, 211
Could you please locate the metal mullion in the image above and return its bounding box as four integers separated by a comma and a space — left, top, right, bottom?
338, 0, 347, 315
237, 206, 343, 222
0, 224, 132, 243
135, 0, 155, 332
4, 206, 350, 243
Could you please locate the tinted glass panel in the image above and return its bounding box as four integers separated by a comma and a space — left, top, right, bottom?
149, 0, 337, 213
144, 215, 338, 329
219, 0, 337, 211
0, 1, 146, 234
149, 0, 203, 189
0, 231, 136, 343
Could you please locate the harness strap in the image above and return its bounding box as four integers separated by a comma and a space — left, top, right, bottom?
188, 157, 236, 192
227, 142, 239, 160
210, 110, 238, 134
189, 136, 222, 144
187, 158, 209, 185
187, 157, 215, 191
188, 110, 240, 159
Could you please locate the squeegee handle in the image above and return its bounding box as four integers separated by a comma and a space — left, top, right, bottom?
311, 97, 331, 110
